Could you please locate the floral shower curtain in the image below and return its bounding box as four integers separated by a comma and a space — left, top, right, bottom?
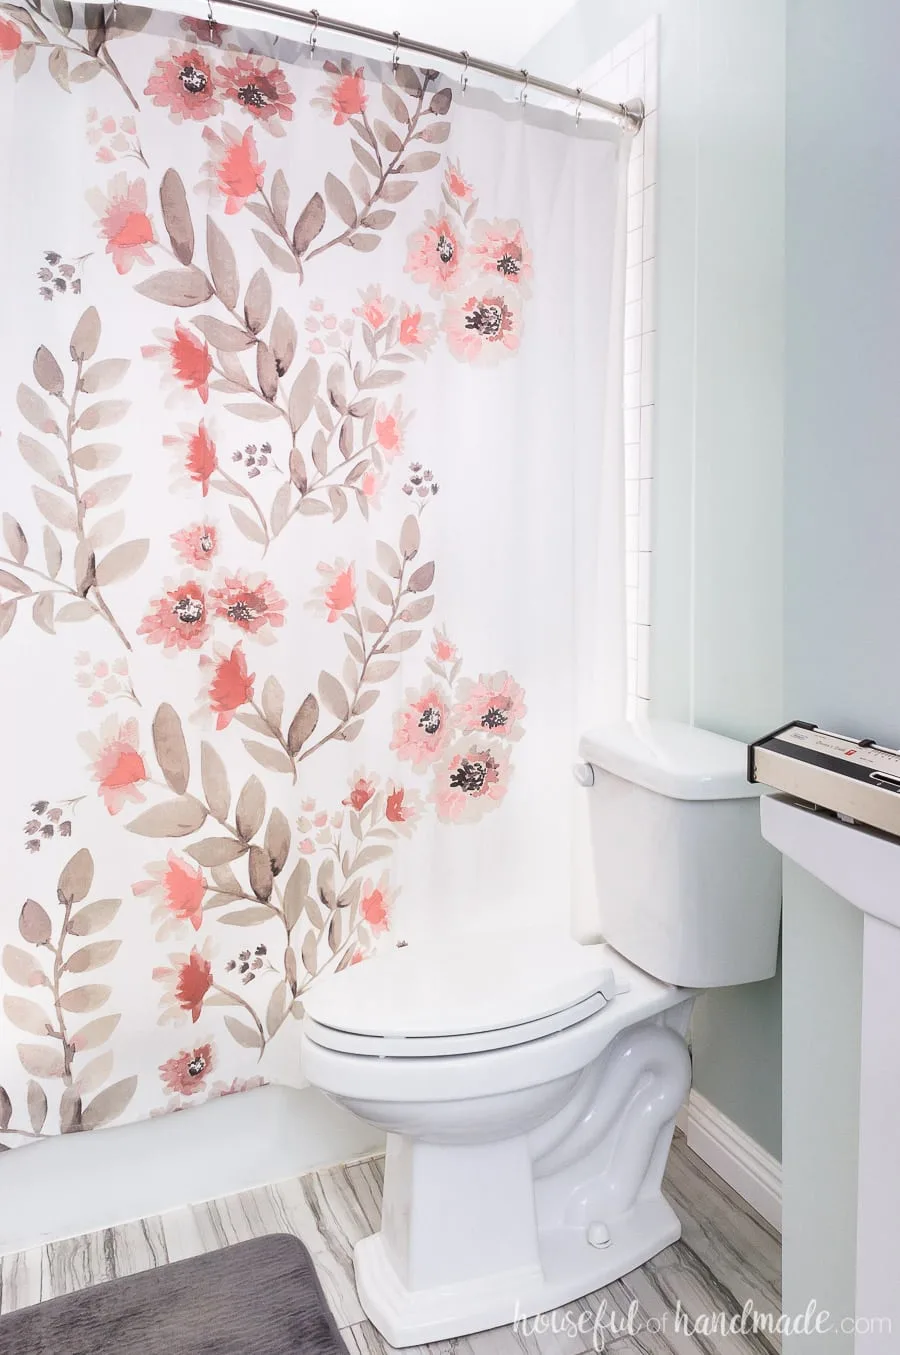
0, 3, 626, 1144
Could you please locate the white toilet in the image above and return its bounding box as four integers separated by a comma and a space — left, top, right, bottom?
300, 721, 781, 1347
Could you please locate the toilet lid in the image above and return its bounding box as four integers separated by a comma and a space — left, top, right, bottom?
303, 928, 617, 1040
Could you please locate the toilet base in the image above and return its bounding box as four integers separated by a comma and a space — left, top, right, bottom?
354, 1195, 682, 1347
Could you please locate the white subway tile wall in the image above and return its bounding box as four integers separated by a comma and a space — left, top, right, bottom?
576, 18, 658, 716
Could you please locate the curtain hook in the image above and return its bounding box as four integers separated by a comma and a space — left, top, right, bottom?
519, 68, 529, 105
575, 86, 583, 127
391, 30, 400, 74
459, 49, 469, 94
308, 8, 319, 56
207, 0, 214, 41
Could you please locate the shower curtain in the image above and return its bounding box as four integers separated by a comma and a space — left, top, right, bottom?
0, 3, 626, 1145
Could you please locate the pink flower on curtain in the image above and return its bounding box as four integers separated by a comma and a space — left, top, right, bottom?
307, 559, 356, 622
430, 741, 512, 824
468, 219, 533, 294
313, 59, 367, 125
360, 874, 394, 933
201, 124, 265, 214
87, 174, 156, 274
209, 572, 287, 640
171, 521, 218, 571
198, 643, 255, 729
143, 322, 213, 402
454, 672, 527, 740
159, 1042, 216, 1095
138, 579, 210, 651
153, 944, 214, 1024
442, 289, 522, 364
0, 17, 22, 58
79, 716, 148, 815
397, 304, 437, 357
390, 682, 452, 770
144, 46, 222, 121
444, 159, 474, 203
217, 53, 295, 131
134, 851, 207, 933
353, 284, 394, 330
405, 211, 466, 296
374, 398, 410, 459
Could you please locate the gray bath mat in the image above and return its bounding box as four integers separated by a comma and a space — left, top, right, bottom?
0, 1233, 348, 1355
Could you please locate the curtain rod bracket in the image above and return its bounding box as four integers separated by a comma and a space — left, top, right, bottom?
620, 98, 645, 133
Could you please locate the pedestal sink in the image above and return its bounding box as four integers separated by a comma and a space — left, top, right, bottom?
760, 793, 900, 1351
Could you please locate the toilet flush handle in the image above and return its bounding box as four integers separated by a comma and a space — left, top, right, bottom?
572, 762, 595, 788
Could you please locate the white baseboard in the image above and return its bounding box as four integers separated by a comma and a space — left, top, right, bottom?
675, 1091, 782, 1232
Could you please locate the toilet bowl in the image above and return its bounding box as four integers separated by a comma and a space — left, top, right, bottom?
300, 721, 782, 1347
301, 931, 695, 1346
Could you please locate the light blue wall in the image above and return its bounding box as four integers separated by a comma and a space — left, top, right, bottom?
525, 0, 785, 1159
782, 0, 900, 1338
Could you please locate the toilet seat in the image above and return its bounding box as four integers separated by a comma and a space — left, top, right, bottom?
303, 928, 619, 1058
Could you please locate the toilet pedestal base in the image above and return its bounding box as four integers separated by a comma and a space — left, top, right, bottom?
354, 1196, 682, 1347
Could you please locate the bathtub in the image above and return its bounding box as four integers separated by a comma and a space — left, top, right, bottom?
0, 1085, 381, 1255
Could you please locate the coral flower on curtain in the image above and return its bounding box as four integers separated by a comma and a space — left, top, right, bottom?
385, 783, 423, 836
442, 289, 522, 364
144, 46, 222, 121
405, 211, 466, 296
159, 1042, 216, 1095
171, 521, 218, 571
143, 322, 213, 403
0, 17, 21, 57
165, 421, 218, 496
209, 572, 287, 640
391, 683, 453, 770
216, 53, 295, 131
87, 174, 156, 274
360, 874, 394, 933
444, 159, 473, 203
431, 741, 512, 823
454, 672, 527, 739
138, 579, 210, 651
134, 851, 207, 935
202, 124, 265, 214
343, 772, 376, 812
314, 59, 367, 125
468, 219, 533, 293
153, 944, 214, 1023
397, 304, 438, 357
79, 716, 148, 815
307, 559, 356, 622
199, 642, 255, 728
374, 399, 410, 459
353, 284, 393, 330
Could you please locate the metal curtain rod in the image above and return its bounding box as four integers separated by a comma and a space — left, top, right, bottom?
203, 0, 645, 130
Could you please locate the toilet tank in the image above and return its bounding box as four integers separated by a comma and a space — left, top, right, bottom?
578, 721, 781, 988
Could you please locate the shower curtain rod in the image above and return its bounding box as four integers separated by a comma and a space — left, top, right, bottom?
201, 0, 645, 130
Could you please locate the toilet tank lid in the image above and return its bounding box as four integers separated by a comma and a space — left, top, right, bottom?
579, 720, 761, 801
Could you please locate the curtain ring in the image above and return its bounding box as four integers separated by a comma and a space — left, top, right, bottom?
460, 49, 469, 94
308, 8, 319, 56
575, 87, 583, 127
207, 0, 214, 41
519, 68, 529, 105
391, 30, 400, 74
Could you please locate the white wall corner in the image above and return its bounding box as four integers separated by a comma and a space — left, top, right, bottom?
675, 1091, 782, 1233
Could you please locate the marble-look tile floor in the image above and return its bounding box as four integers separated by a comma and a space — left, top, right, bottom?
0, 1131, 780, 1354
